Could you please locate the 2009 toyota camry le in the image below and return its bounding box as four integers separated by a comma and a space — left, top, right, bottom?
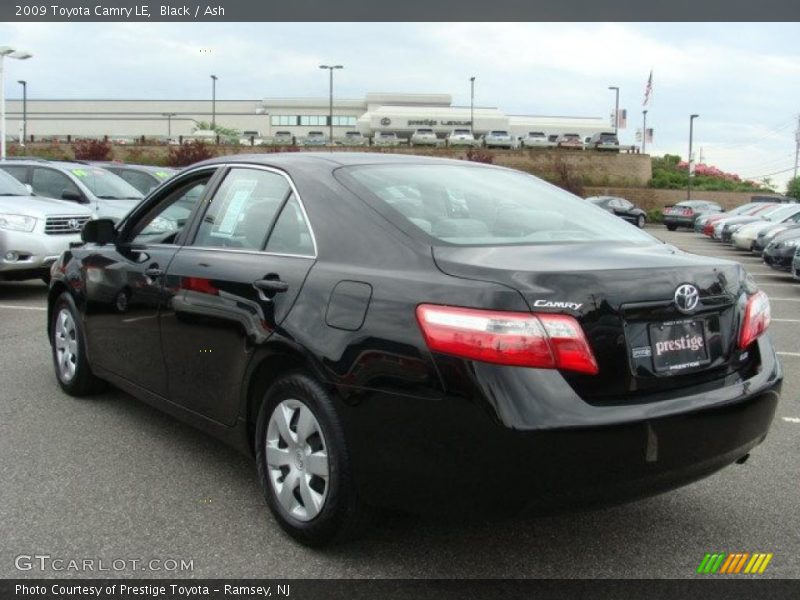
47, 153, 782, 546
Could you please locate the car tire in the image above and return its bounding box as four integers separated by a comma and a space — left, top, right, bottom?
50, 292, 106, 396
666, 224, 678, 231
637, 215, 646, 228
254, 371, 375, 547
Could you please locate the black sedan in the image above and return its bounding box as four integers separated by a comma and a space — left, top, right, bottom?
586, 196, 647, 228
48, 153, 781, 546
663, 200, 723, 231
763, 228, 800, 271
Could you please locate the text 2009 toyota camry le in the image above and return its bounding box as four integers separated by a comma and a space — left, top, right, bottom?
47, 153, 782, 546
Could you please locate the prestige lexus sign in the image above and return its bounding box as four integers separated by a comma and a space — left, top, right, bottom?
407, 119, 472, 127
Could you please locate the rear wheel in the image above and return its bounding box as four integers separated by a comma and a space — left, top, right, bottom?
637, 215, 646, 228
666, 224, 678, 231
51, 292, 106, 396
254, 372, 374, 546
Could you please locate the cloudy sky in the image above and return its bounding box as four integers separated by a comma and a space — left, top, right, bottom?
1, 21, 799, 189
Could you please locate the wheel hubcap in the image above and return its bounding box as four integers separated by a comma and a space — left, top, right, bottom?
54, 308, 78, 383
266, 399, 329, 521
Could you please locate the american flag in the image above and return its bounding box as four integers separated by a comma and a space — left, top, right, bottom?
643, 70, 653, 106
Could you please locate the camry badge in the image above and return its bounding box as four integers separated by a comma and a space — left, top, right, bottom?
674, 284, 700, 314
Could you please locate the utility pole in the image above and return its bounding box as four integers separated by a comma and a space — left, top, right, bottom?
642, 109, 647, 154
470, 76, 475, 136
319, 65, 343, 144
688, 114, 699, 200
794, 114, 800, 181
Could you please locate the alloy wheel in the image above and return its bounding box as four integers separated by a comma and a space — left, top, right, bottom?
54, 308, 78, 383
266, 399, 330, 521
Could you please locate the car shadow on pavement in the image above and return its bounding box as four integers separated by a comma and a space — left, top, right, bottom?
0, 280, 49, 302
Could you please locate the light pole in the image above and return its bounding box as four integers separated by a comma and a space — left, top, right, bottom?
319, 65, 343, 145
641, 109, 647, 154
469, 76, 475, 136
688, 114, 699, 200
210, 75, 218, 129
17, 79, 26, 146
162, 112, 177, 139
608, 86, 620, 136
0, 47, 32, 159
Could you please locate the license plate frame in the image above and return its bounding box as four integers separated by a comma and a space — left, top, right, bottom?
648, 319, 710, 373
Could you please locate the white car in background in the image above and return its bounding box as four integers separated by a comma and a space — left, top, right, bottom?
239, 130, 266, 146
447, 129, 479, 147
409, 128, 442, 147
519, 131, 550, 148
0, 169, 93, 283
302, 131, 328, 146
342, 131, 368, 146
373, 131, 401, 147
483, 130, 517, 149
272, 131, 294, 145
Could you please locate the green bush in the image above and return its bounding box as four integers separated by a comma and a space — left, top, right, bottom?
647, 209, 664, 223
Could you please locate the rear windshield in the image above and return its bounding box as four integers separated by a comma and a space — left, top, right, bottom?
452, 129, 471, 135
346, 131, 362, 136
338, 164, 654, 246
490, 131, 509, 136
528, 132, 545, 136
416, 129, 434, 133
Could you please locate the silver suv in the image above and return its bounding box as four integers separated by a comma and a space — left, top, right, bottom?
0, 169, 93, 283
483, 130, 516, 149
447, 129, 478, 147
373, 132, 401, 147
0, 160, 144, 222
409, 128, 441, 147
302, 131, 328, 146
342, 131, 368, 146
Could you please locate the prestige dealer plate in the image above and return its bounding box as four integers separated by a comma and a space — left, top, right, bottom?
649, 319, 709, 373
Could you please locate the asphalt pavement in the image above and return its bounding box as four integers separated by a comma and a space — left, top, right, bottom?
0, 227, 798, 579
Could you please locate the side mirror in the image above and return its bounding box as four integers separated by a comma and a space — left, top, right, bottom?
61, 189, 84, 202
24, 184, 34, 195
81, 219, 116, 245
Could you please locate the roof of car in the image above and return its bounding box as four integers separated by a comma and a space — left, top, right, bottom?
193, 152, 495, 171
0, 159, 94, 171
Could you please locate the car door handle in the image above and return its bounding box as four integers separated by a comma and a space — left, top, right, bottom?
253, 279, 289, 293
145, 267, 164, 279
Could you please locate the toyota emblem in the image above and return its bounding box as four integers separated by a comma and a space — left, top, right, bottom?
674, 284, 700, 314
68, 219, 80, 231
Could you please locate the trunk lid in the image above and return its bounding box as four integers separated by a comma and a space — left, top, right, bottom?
433, 241, 754, 403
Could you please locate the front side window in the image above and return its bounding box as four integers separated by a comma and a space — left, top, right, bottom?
69, 167, 143, 200
0, 169, 30, 195
338, 164, 656, 246
193, 168, 291, 250
32, 168, 82, 200
129, 175, 211, 245
115, 170, 159, 195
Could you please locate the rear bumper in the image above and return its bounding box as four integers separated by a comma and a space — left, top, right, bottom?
346, 336, 782, 514
663, 216, 694, 228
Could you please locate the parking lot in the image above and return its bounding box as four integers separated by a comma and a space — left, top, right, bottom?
0, 226, 798, 579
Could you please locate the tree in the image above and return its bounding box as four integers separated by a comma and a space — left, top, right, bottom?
193, 120, 240, 139
786, 176, 800, 200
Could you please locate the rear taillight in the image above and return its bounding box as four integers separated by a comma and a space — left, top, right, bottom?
415, 304, 599, 375
738, 291, 771, 350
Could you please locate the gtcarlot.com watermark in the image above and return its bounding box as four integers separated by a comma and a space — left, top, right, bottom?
15, 554, 194, 573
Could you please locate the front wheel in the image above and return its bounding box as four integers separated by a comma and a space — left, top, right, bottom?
637, 215, 646, 228
50, 292, 106, 396
666, 224, 678, 231
254, 372, 374, 546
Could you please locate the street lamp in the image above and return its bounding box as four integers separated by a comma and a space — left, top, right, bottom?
688, 114, 699, 200
608, 86, 620, 136
0, 47, 32, 159
319, 65, 343, 144
641, 109, 647, 154
210, 75, 218, 129
17, 79, 26, 146
469, 76, 475, 136
162, 112, 177, 139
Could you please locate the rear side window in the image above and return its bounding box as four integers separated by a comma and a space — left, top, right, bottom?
338, 164, 654, 246
114, 169, 158, 195
265, 195, 315, 256
194, 168, 290, 250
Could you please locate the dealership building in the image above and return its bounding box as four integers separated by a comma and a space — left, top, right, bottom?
3, 93, 610, 141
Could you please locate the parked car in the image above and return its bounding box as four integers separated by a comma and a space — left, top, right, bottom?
302, 131, 328, 147
342, 131, 368, 147
49, 153, 781, 546
792, 246, 800, 281
587, 132, 620, 152
272, 131, 294, 146
519, 132, 549, 148
695, 202, 762, 233
718, 204, 788, 243
447, 129, 479, 147
663, 200, 723, 231
483, 130, 516, 149
754, 221, 800, 254
409, 128, 442, 147
763, 228, 800, 271
702, 203, 777, 237
95, 163, 177, 195
732, 205, 800, 251
239, 130, 267, 146
373, 131, 401, 147
556, 133, 584, 150
587, 196, 647, 228
0, 159, 144, 222
0, 169, 93, 283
